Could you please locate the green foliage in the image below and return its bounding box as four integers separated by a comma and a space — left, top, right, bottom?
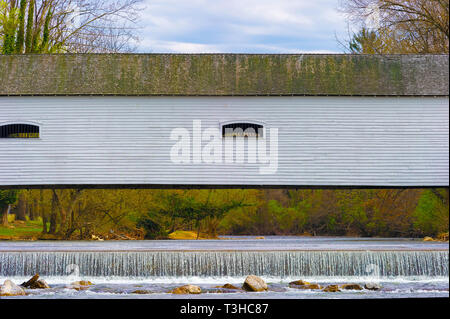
0, 189, 18, 205
413, 190, 449, 236
0, 0, 56, 54
2, 188, 448, 239
136, 214, 168, 239
24, 0, 34, 52
0, 1, 19, 54
0, 215, 43, 238
143, 191, 248, 238
0, 189, 19, 226
349, 28, 383, 54
14, 0, 26, 53
39, 7, 52, 52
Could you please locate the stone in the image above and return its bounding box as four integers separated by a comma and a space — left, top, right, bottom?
290, 284, 322, 290
423, 236, 434, 241
289, 280, 310, 286
91, 235, 104, 241
171, 284, 202, 294
364, 283, 382, 291
21, 274, 40, 288
323, 285, 341, 292
69, 281, 94, 291
340, 284, 363, 290
0, 280, 27, 296
30, 280, 50, 289
242, 275, 268, 292
71, 281, 93, 286
132, 290, 152, 294
21, 274, 51, 289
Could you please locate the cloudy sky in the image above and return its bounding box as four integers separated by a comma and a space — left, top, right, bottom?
136, 0, 350, 53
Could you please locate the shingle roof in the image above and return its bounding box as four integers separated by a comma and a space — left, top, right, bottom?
0, 54, 448, 96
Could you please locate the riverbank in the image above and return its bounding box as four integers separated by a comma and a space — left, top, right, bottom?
1, 217, 448, 242
0, 223, 215, 241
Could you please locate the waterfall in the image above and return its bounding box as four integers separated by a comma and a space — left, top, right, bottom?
0, 251, 447, 278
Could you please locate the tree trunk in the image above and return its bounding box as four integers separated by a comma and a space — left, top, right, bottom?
41, 213, 48, 234
196, 219, 201, 240
40, 189, 48, 234
25, 200, 33, 221
16, 191, 27, 221
1, 205, 11, 226
31, 198, 38, 221
49, 192, 57, 234
26, 196, 35, 221
53, 189, 84, 237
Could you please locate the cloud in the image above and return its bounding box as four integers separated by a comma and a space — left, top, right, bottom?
140, 40, 221, 53
136, 0, 348, 53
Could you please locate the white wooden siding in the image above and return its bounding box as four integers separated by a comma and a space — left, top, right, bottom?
0, 96, 448, 187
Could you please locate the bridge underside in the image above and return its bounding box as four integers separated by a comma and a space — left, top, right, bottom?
1, 184, 446, 190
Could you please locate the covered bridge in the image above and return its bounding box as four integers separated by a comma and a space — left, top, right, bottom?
0, 54, 448, 188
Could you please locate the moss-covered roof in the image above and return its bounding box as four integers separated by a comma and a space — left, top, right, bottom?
0, 54, 448, 96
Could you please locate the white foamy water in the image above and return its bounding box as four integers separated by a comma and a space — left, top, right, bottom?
0, 237, 448, 299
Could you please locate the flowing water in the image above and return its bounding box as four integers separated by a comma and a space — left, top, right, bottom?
0, 237, 448, 299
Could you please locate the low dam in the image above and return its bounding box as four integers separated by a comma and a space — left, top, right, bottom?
0, 237, 448, 299
0, 250, 448, 278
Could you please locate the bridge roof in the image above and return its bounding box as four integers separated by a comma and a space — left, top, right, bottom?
0, 54, 448, 96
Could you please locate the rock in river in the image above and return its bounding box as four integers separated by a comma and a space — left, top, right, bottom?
132, 290, 152, 294
323, 285, 341, 292
291, 284, 322, 290
171, 284, 202, 294
21, 274, 50, 289
242, 275, 268, 292
289, 280, 310, 286
340, 284, 363, 290
69, 280, 94, 291
364, 283, 382, 291
32, 280, 50, 289
0, 280, 26, 296
71, 281, 93, 286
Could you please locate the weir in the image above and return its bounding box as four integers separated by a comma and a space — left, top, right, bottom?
0, 251, 447, 278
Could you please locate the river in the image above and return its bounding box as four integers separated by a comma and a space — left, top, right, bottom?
0, 236, 448, 299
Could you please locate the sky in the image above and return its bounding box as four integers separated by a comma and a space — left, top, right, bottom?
136, 0, 350, 53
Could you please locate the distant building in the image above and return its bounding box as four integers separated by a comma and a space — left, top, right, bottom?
0, 54, 448, 188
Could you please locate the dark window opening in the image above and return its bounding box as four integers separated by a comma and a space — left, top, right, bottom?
222, 122, 263, 138
0, 124, 40, 138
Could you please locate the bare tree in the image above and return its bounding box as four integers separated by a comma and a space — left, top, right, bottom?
340, 0, 449, 53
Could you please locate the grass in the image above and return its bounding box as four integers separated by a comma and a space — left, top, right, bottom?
168, 230, 212, 240
0, 215, 44, 240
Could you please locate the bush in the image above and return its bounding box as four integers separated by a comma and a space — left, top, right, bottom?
413, 190, 449, 236
136, 215, 168, 239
